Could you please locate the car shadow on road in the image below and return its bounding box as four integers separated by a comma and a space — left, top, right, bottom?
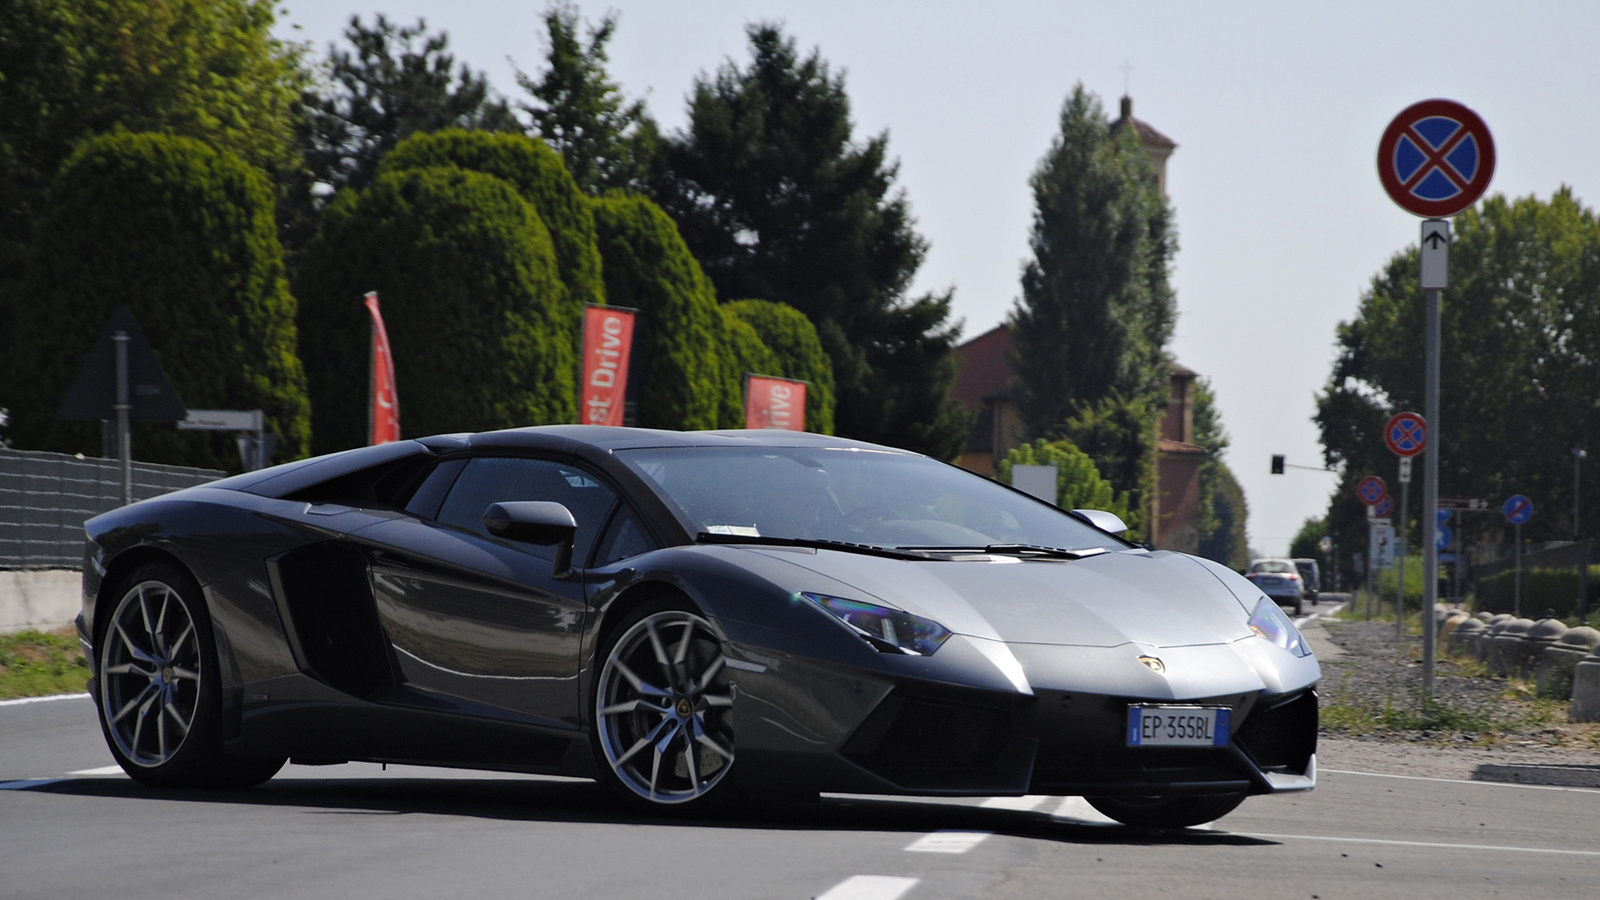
27, 774, 1277, 848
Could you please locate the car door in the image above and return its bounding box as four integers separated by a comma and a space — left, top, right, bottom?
355, 455, 619, 728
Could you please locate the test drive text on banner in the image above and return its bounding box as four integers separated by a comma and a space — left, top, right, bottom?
581, 305, 636, 427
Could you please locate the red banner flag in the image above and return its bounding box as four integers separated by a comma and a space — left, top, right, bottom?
744, 375, 807, 431
580, 305, 636, 426
365, 292, 400, 444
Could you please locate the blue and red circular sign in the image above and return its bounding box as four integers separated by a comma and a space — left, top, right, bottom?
1384, 411, 1427, 457
1378, 99, 1496, 218
1357, 475, 1388, 505
1503, 494, 1533, 525
1372, 495, 1395, 518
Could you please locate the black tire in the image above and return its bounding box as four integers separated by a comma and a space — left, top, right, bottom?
95, 562, 285, 788
591, 598, 737, 813
1085, 793, 1246, 829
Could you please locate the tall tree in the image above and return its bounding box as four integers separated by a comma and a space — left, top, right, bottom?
1316, 189, 1600, 567
298, 14, 518, 200
650, 24, 968, 458
1192, 377, 1249, 568
1009, 85, 1176, 437
514, 3, 658, 194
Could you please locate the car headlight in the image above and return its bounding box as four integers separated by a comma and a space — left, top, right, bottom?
802, 592, 951, 656
1248, 597, 1311, 657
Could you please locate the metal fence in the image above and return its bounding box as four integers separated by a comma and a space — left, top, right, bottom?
0, 448, 223, 569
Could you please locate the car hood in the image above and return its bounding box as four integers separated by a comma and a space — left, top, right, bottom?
747, 547, 1257, 649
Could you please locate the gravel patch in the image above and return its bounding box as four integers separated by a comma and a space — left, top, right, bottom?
1304, 613, 1600, 785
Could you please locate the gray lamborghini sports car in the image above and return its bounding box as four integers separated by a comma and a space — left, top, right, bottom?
77, 426, 1318, 827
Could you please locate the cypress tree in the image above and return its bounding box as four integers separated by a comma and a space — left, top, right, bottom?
4, 132, 309, 468
296, 166, 570, 451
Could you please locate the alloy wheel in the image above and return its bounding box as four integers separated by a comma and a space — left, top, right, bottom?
100, 579, 203, 768
596, 609, 735, 804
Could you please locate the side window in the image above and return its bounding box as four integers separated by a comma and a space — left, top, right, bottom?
595, 503, 658, 566
436, 457, 617, 565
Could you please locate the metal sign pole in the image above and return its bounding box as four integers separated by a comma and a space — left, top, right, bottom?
1513, 521, 1522, 617
1422, 279, 1441, 704
113, 330, 132, 506
1397, 468, 1410, 638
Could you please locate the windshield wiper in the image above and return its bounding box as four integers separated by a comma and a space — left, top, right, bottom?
894, 543, 1107, 560
694, 532, 933, 560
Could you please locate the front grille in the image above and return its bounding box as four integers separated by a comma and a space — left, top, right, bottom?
1235, 690, 1317, 774
843, 693, 1012, 776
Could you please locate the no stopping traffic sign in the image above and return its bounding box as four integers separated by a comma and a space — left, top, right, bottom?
1384, 412, 1427, 457
1378, 99, 1496, 218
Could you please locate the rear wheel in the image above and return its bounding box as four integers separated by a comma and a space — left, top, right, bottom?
96, 563, 284, 788
592, 601, 736, 811
1086, 793, 1246, 829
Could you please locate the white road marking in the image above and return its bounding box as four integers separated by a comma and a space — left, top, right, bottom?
0, 779, 66, 791
979, 795, 1051, 812
0, 693, 90, 708
1047, 796, 1119, 826
1321, 768, 1600, 795
815, 875, 919, 900
904, 830, 990, 853
68, 765, 124, 776
1242, 832, 1600, 857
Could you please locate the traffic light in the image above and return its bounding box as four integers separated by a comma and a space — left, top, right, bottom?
1270, 454, 1285, 475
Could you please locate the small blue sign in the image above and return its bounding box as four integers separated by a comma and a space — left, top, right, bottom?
1436, 524, 1453, 550
1437, 509, 1453, 525
1504, 494, 1533, 525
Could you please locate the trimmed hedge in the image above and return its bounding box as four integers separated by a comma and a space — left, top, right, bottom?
1473, 566, 1599, 619
4, 132, 309, 468
588, 193, 725, 431
380, 130, 604, 314
296, 166, 571, 451
717, 308, 780, 428
724, 299, 836, 434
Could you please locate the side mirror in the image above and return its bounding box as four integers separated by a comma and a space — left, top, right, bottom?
1071, 508, 1128, 536
484, 501, 577, 575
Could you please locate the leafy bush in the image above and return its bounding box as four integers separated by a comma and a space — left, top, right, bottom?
4, 132, 309, 467
296, 166, 571, 451
1473, 566, 1600, 619
998, 438, 1132, 531
588, 193, 724, 431
724, 299, 836, 434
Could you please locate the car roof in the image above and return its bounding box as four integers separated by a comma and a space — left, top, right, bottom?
453, 425, 909, 454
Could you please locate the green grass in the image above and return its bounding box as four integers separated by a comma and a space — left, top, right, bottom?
0, 628, 89, 699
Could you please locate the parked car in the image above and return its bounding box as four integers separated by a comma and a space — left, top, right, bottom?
78, 426, 1319, 828
1293, 558, 1321, 606
1246, 558, 1305, 616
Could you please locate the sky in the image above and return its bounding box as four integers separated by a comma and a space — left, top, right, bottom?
275, 1, 1600, 556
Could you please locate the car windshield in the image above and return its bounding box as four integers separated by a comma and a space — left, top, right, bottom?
1252, 561, 1294, 574
617, 446, 1126, 553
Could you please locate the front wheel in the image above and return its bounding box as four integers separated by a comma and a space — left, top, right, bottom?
592, 602, 737, 811
1085, 793, 1246, 829
96, 563, 284, 788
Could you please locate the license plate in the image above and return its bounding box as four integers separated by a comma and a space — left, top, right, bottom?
1127, 706, 1230, 747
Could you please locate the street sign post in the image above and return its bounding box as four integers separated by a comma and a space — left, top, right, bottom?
1504, 494, 1533, 616
1380, 98, 1496, 704
1383, 412, 1425, 634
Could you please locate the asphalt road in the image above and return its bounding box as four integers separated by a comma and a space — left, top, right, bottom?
3, 693, 1597, 900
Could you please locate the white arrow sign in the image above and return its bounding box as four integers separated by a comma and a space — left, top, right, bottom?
1420, 219, 1450, 289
